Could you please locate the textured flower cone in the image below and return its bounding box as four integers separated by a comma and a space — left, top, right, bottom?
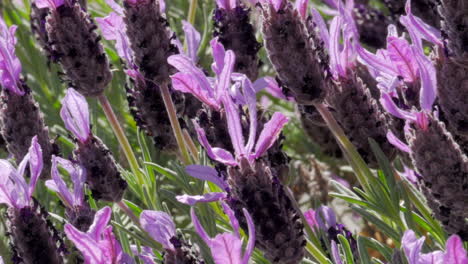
406, 114, 468, 239
65, 204, 96, 232
228, 159, 305, 264
384, 0, 440, 28
46, 3, 112, 97
299, 106, 343, 158
123, 0, 178, 84
126, 79, 180, 152
164, 237, 205, 264
326, 74, 395, 166
7, 202, 64, 264
196, 106, 234, 153
30, 3, 52, 60
353, 4, 391, 49
356, 63, 380, 100
437, 56, 468, 140
438, 0, 468, 61
74, 135, 127, 202
0, 86, 57, 178
261, 2, 327, 104
213, 4, 261, 80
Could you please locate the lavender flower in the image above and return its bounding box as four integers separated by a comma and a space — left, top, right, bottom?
40, 0, 112, 97
315, 9, 395, 166
191, 203, 255, 264
0, 17, 57, 177
213, 0, 261, 80
0, 137, 64, 263
260, 0, 328, 104
140, 210, 205, 263
401, 230, 468, 264
46, 156, 95, 231
65, 206, 134, 263
61, 88, 127, 202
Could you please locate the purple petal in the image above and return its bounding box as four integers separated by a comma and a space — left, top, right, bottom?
444, 235, 468, 264
329, 16, 345, 79
65, 224, 103, 263
387, 36, 418, 82
34, 0, 64, 9
216, 0, 237, 9
304, 209, 319, 231
400, 166, 421, 185
221, 202, 240, 237
191, 208, 211, 244
222, 95, 245, 158
185, 165, 228, 190
0, 160, 16, 208
242, 208, 255, 264
253, 77, 288, 100
254, 112, 289, 158
380, 93, 417, 122
182, 21, 201, 63
400, 1, 443, 49
356, 43, 399, 78
48, 156, 74, 208
402, 230, 425, 264
210, 38, 226, 76
131, 246, 156, 264
176, 192, 227, 206
27, 136, 42, 200
295, 0, 308, 19
140, 210, 176, 250
216, 50, 235, 101
210, 233, 243, 264
316, 206, 337, 231
243, 77, 258, 154
311, 8, 330, 51
387, 131, 411, 154
12, 156, 29, 208
60, 88, 91, 143
88, 206, 112, 241
193, 121, 237, 166
331, 241, 344, 264
171, 72, 220, 109
411, 46, 436, 111
266, 0, 284, 12
0, 19, 23, 96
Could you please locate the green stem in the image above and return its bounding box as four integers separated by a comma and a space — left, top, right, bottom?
160, 84, 191, 165
98, 94, 144, 186
117, 200, 140, 226
187, 0, 198, 25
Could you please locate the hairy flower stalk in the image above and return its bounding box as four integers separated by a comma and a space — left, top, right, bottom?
260, 0, 327, 104
0, 17, 56, 177
406, 114, 468, 239
46, 156, 95, 232
61, 88, 127, 202
41, 0, 112, 97
140, 211, 205, 263
0, 137, 65, 264
213, 0, 261, 80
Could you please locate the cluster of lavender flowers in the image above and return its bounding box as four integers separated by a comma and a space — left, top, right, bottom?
0, 0, 467, 263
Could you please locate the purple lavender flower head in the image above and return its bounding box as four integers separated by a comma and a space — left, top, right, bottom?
401, 230, 468, 264
0, 16, 23, 95
191, 203, 255, 264
0, 136, 42, 209
60, 88, 91, 143
46, 156, 86, 209
65, 206, 134, 263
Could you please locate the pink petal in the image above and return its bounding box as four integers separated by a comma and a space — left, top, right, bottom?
216, 50, 235, 101
65, 224, 104, 263
411, 46, 436, 111
176, 192, 227, 206
222, 95, 245, 158
380, 93, 417, 122
210, 233, 243, 264
356, 44, 399, 78
402, 230, 425, 264
88, 207, 112, 241
27, 136, 42, 200
60, 88, 91, 143
444, 235, 468, 264
210, 38, 226, 76
387, 36, 418, 82
171, 72, 220, 109
105, 0, 124, 15
191, 208, 211, 244
311, 8, 330, 51
182, 21, 201, 63
48, 156, 74, 208
254, 112, 289, 158
242, 77, 258, 154
386, 131, 411, 154
140, 211, 176, 250
0, 160, 16, 208
221, 202, 240, 237
193, 121, 237, 166
185, 165, 228, 190
295, 0, 308, 20
304, 209, 319, 231
242, 208, 255, 264
329, 16, 345, 79
34, 0, 64, 9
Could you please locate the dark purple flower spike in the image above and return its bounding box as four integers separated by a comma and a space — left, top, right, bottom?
41, 0, 112, 97
140, 210, 205, 263
0, 137, 64, 263
65, 206, 134, 263
0, 17, 57, 178
46, 156, 95, 232
213, 0, 261, 80
61, 88, 127, 202
191, 204, 255, 264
